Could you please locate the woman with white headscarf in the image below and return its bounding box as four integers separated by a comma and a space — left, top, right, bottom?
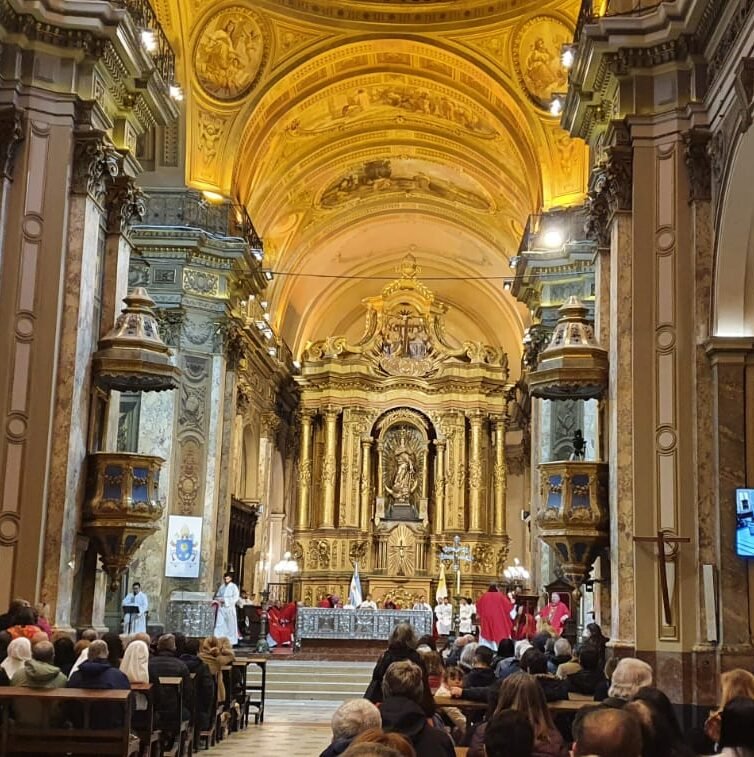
1, 637, 31, 679
120, 639, 149, 710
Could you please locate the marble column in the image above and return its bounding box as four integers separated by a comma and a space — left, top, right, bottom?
705, 340, 754, 659
434, 439, 446, 534
359, 435, 373, 532
467, 411, 484, 533
296, 411, 314, 530
492, 417, 508, 536
320, 406, 339, 528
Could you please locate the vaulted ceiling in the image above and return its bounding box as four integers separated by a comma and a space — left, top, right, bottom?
154, 0, 588, 366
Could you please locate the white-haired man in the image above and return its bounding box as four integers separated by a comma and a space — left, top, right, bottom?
320, 698, 381, 756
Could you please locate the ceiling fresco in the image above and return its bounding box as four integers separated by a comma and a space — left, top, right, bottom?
155, 0, 588, 358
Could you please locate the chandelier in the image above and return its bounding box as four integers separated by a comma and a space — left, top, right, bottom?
273, 551, 299, 579
503, 558, 530, 587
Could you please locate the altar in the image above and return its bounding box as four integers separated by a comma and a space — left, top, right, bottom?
295, 607, 433, 646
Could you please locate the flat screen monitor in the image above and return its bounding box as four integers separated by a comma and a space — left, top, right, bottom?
736, 488, 754, 556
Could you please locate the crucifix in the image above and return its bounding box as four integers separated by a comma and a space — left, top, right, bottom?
633, 530, 691, 625
440, 535, 472, 634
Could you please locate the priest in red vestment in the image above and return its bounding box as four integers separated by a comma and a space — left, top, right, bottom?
267, 601, 297, 647
476, 584, 513, 650
538, 593, 570, 635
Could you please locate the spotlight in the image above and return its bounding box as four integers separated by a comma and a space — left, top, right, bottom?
509, 256, 520, 270
543, 229, 564, 248
293, 360, 301, 370
561, 46, 575, 70
263, 270, 274, 281
140, 29, 157, 53
252, 248, 264, 262
503, 281, 512, 292
169, 84, 184, 101
549, 96, 563, 117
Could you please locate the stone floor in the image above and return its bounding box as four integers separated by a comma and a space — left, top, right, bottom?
211, 699, 339, 756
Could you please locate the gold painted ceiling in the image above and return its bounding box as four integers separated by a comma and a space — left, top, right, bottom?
154, 0, 588, 364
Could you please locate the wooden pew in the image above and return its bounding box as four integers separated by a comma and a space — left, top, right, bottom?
237, 656, 267, 724
435, 696, 596, 714
131, 682, 160, 757
156, 676, 192, 757
0, 687, 139, 756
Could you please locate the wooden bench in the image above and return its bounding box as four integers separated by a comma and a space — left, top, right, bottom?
237, 656, 267, 724
156, 676, 192, 757
131, 682, 160, 757
0, 687, 139, 756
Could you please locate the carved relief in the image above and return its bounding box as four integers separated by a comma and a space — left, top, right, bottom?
320, 159, 492, 212
0, 106, 24, 181
105, 175, 146, 235
513, 16, 571, 110
72, 132, 119, 205
197, 111, 226, 166
308, 539, 331, 569
195, 7, 266, 100
183, 268, 219, 297
683, 129, 712, 203
386, 524, 416, 577
468, 460, 483, 490
349, 540, 368, 562
472, 543, 494, 573
176, 439, 202, 515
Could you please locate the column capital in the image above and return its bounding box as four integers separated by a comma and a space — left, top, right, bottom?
360, 434, 373, 446
433, 437, 447, 449
71, 129, 120, 206
105, 174, 146, 236
323, 405, 340, 421
683, 128, 712, 204
465, 409, 485, 425
0, 105, 24, 181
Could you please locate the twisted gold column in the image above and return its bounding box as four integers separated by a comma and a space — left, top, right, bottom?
296, 410, 314, 530
492, 416, 508, 536
360, 435, 373, 531
468, 411, 484, 533
434, 438, 446, 533
320, 406, 339, 528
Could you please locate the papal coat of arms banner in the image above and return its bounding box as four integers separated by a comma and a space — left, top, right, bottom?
164, 515, 202, 578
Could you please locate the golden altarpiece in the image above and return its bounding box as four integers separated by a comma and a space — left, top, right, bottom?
293, 256, 512, 606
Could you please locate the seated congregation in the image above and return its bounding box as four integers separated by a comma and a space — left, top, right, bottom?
320, 622, 754, 757
0, 598, 251, 756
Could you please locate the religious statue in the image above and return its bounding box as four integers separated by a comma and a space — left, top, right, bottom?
386, 429, 418, 504
571, 429, 586, 460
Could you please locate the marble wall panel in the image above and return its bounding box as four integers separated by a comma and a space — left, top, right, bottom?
42, 195, 102, 628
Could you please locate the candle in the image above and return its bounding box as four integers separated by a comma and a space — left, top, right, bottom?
456, 567, 460, 594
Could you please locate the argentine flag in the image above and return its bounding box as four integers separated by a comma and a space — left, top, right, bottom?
349, 561, 363, 608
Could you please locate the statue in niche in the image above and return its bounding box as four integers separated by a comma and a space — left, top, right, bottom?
386, 430, 418, 503
384, 426, 423, 520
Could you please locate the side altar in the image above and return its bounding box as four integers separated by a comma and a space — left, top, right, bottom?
296, 608, 433, 646
292, 255, 516, 606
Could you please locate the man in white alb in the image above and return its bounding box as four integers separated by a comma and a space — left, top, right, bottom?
358, 594, 378, 610
122, 582, 148, 634
214, 572, 240, 645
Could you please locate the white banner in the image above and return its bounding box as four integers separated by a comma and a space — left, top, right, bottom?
164, 515, 202, 578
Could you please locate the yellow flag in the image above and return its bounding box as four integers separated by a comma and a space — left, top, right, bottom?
436, 562, 448, 602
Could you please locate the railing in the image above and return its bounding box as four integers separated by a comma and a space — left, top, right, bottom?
516, 208, 590, 256
140, 189, 264, 254
115, 0, 175, 85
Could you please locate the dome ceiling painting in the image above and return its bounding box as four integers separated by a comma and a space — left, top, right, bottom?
153, 0, 587, 360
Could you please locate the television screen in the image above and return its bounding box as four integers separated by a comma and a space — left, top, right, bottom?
736, 488, 754, 556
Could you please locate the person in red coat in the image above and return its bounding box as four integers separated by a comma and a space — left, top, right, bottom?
268, 601, 297, 647
476, 584, 513, 650
512, 604, 537, 641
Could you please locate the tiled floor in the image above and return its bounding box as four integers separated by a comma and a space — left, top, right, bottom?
211, 699, 340, 757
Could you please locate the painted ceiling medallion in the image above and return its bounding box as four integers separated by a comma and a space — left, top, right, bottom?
195, 7, 266, 101
513, 15, 572, 111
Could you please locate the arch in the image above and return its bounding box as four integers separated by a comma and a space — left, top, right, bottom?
713, 125, 754, 336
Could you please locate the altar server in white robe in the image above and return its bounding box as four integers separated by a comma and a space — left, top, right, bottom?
214, 572, 240, 645
122, 582, 149, 634
435, 596, 453, 635
459, 596, 474, 634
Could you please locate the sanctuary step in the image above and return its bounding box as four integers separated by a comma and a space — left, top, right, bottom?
248, 660, 373, 702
